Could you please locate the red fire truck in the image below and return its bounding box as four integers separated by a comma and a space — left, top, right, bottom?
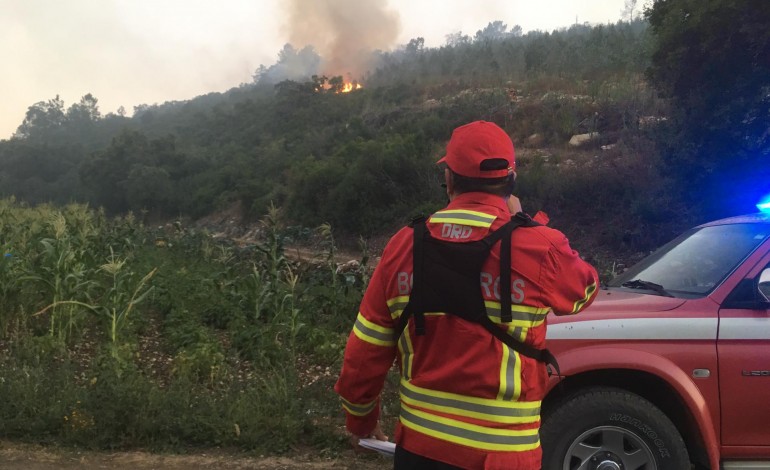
541, 212, 770, 470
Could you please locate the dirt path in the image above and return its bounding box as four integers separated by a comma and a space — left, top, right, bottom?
0, 441, 390, 469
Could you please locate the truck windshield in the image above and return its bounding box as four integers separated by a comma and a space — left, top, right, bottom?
609, 223, 770, 297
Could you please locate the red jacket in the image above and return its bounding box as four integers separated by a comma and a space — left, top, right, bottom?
335, 192, 599, 469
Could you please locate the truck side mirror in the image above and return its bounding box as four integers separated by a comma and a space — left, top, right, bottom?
759, 268, 770, 303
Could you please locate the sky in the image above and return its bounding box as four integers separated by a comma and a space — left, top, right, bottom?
0, 0, 632, 140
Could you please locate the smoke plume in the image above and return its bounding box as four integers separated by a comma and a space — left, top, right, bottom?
283, 0, 402, 80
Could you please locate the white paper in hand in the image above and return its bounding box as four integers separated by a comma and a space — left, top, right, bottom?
358, 438, 396, 457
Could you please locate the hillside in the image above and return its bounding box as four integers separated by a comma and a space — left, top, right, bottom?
0, 20, 666, 268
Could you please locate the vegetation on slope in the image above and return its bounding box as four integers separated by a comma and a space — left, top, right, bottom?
1, 20, 664, 260
0, 199, 374, 452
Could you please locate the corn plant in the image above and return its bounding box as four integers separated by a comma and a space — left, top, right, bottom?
254, 203, 287, 284
99, 248, 157, 345
33, 248, 156, 350
22, 212, 97, 342
230, 205, 313, 365
243, 203, 292, 324
309, 222, 368, 320
170, 341, 226, 385
246, 264, 274, 323
61, 204, 99, 250
278, 266, 304, 358
95, 210, 144, 257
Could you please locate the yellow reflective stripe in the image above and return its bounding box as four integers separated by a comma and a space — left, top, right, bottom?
497, 345, 522, 401
388, 296, 410, 320
572, 282, 597, 313
485, 301, 548, 328
398, 326, 414, 380
400, 380, 540, 424
498, 345, 511, 400
511, 347, 522, 400
388, 298, 448, 321
428, 210, 497, 228
389, 300, 550, 327
340, 396, 377, 416
353, 313, 396, 347
515, 327, 528, 342
494, 324, 528, 401
400, 403, 540, 452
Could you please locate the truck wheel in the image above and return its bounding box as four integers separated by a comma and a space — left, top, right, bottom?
541, 387, 690, 470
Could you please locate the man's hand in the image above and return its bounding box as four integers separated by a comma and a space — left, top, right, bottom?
506, 195, 522, 214
349, 421, 388, 452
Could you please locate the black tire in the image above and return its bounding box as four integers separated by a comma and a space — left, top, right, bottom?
541, 387, 690, 470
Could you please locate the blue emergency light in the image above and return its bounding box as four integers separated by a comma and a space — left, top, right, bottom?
758, 194, 770, 213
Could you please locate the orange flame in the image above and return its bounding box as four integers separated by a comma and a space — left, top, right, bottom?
341, 83, 363, 93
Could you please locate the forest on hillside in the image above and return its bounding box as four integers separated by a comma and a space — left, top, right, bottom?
2, 2, 768, 263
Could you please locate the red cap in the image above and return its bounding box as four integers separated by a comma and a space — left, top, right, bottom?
437, 121, 515, 178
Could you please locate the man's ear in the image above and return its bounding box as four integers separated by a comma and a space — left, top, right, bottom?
506, 172, 516, 195
444, 169, 455, 199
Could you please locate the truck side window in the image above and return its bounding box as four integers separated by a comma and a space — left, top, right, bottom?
759, 265, 770, 301
723, 262, 770, 307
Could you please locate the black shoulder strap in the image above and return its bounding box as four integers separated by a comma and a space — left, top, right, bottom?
410, 218, 426, 336
499, 222, 514, 323
480, 215, 560, 374
491, 213, 540, 323
477, 314, 560, 376
396, 217, 428, 337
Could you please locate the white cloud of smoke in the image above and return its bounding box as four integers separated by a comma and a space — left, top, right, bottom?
282, 0, 401, 80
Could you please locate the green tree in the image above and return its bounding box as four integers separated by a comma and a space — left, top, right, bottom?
646, 0, 770, 217
80, 131, 139, 213
124, 165, 173, 214
405, 37, 425, 55
66, 94, 101, 123
445, 31, 470, 47
327, 76, 344, 94
80, 131, 193, 216
474, 21, 510, 42
311, 74, 328, 92
14, 95, 66, 140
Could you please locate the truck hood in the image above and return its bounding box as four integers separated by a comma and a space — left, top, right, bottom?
544, 288, 714, 341
548, 287, 686, 325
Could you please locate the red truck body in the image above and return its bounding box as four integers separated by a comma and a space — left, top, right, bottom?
542, 213, 770, 469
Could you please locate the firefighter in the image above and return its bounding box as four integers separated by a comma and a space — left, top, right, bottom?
335, 120, 599, 469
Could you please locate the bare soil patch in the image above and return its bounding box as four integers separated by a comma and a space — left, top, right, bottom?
0, 440, 390, 469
